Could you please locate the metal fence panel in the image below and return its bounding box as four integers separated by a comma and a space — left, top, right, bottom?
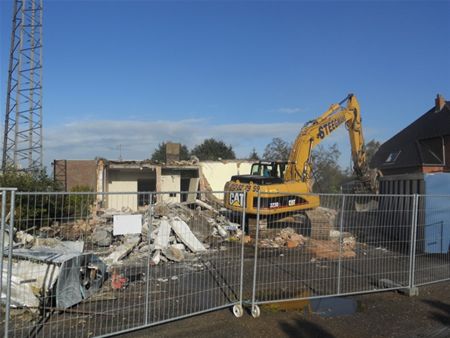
1, 190, 246, 337
250, 193, 415, 311
3, 189, 450, 335
414, 195, 450, 286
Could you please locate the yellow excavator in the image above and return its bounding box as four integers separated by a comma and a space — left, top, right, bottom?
224, 93, 375, 217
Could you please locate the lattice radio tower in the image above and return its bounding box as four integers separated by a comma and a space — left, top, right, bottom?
2, 0, 43, 172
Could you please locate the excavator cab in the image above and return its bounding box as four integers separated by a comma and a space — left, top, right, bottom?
250, 161, 287, 179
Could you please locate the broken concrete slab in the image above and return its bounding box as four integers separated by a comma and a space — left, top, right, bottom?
154, 219, 171, 250
151, 250, 161, 265
215, 224, 228, 238
195, 199, 219, 214
162, 245, 185, 262
170, 217, 206, 253
33, 238, 84, 253
105, 235, 140, 265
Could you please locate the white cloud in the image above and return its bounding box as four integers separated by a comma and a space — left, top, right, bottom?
42, 116, 381, 170
276, 107, 304, 114
43, 118, 305, 165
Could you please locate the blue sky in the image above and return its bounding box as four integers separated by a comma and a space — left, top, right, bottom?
1, 0, 449, 169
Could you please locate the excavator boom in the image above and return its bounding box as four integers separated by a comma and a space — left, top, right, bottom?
285, 94, 368, 183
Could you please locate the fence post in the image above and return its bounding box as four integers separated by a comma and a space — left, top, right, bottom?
337, 194, 346, 295
5, 190, 16, 338
0, 190, 7, 300
144, 192, 154, 325
238, 191, 247, 310
408, 194, 419, 296
250, 191, 261, 317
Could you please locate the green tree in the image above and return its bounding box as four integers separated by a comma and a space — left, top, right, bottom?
151, 142, 190, 162
311, 143, 350, 193
190, 138, 236, 160
248, 148, 260, 161
0, 168, 62, 229
262, 138, 291, 161
0, 167, 60, 191
365, 139, 381, 168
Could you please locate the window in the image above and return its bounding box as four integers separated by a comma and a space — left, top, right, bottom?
250, 163, 286, 179
385, 150, 401, 164
418, 137, 444, 165
137, 179, 156, 206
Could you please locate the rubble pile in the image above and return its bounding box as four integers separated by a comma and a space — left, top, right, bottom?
2, 198, 244, 310
2, 197, 360, 311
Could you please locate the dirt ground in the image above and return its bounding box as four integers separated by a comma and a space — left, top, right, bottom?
122, 283, 450, 338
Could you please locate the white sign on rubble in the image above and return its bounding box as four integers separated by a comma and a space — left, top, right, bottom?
113, 214, 142, 236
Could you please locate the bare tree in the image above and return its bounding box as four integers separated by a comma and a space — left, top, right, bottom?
262, 138, 291, 161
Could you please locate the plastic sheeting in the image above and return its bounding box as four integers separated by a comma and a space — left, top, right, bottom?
3, 246, 106, 309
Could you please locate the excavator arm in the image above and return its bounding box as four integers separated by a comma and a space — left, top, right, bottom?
285, 94, 368, 184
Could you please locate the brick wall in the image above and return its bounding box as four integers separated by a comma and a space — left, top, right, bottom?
54, 160, 97, 191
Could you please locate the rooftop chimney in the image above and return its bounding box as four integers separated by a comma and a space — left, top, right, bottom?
435, 94, 445, 112
165, 142, 180, 163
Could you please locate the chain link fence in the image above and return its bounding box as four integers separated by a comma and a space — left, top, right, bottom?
1, 189, 450, 336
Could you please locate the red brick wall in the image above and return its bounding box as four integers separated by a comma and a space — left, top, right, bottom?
54, 160, 97, 191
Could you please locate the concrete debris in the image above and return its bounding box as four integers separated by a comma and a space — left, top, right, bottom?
2, 197, 245, 312
243, 235, 252, 244
328, 230, 356, 251
33, 238, 85, 253
151, 250, 162, 265
171, 217, 206, 253
307, 239, 356, 260
163, 245, 185, 262
15, 231, 34, 247
154, 219, 171, 250
258, 228, 306, 248
104, 235, 140, 265
2, 273, 40, 309
224, 223, 240, 231
343, 236, 356, 251
215, 224, 228, 238
38, 226, 59, 238
306, 207, 337, 240
195, 199, 219, 214
93, 228, 113, 247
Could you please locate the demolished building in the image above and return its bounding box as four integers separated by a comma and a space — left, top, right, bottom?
53, 159, 253, 210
